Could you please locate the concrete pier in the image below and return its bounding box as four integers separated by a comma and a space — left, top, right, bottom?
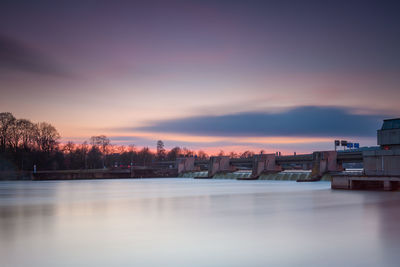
310, 151, 342, 178
176, 157, 195, 174
208, 156, 231, 177
251, 154, 281, 178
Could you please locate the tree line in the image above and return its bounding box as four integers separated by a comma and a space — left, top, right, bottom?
0, 112, 258, 171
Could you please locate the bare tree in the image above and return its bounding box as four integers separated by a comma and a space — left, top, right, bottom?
90, 135, 110, 152
156, 140, 166, 160
240, 150, 254, 158
7, 119, 37, 152
90, 135, 110, 168
229, 151, 238, 158
63, 141, 75, 154
138, 147, 153, 166
8, 120, 22, 152
80, 141, 89, 169
0, 112, 16, 152
128, 144, 135, 153
166, 146, 181, 161
182, 147, 194, 157
127, 144, 135, 166
19, 119, 37, 151
35, 122, 60, 153
197, 150, 209, 160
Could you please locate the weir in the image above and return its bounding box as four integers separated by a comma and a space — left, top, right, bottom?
35, 120, 400, 182
259, 171, 331, 181
213, 171, 252, 179
175, 150, 355, 180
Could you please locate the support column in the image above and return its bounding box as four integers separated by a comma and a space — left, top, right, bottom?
208, 156, 230, 177
311, 151, 342, 179
251, 154, 281, 178
176, 157, 195, 174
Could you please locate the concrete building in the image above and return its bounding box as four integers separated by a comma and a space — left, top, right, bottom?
332, 118, 400, 190
378, 118, 400, 150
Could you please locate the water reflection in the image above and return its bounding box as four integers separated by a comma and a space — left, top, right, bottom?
1, 179, 400, 266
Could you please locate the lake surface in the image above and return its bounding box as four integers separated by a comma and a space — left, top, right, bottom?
1, 178, 400, 267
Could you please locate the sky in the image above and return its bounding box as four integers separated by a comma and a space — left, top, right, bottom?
1, 0, 399, 154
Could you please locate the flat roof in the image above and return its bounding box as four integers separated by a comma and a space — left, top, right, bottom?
384, 118, 400, 121
382, 118, 400, 130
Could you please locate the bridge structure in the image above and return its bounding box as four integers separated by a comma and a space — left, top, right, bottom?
173, 150, 363, 180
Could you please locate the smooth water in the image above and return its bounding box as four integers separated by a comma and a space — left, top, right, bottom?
1, 178, 400, 267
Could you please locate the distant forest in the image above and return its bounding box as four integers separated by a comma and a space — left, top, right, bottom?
0, 112, 258, 171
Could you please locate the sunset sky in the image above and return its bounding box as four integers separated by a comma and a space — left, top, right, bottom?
1, 0, 399, 154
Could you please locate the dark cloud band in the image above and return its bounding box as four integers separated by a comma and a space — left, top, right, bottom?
0, 34, 70, 77
134, 106, 384, 137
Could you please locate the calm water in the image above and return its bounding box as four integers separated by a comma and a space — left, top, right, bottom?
1, 178, 400, 267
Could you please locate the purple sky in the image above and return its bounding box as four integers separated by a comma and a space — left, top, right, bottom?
1, 0, 399, 154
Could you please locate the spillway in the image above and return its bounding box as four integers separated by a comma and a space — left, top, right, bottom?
212, 171, 252, 179
260, 171, 306, 181
179, 170, 332, 181
179, 171, 208, 178
260, 171, 331, 181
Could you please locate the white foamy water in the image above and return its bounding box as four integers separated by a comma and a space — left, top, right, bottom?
1, 178, 400, 267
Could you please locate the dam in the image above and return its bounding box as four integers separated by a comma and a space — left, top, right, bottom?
175, 151, 361, 181
175, 118, 400, 190
32, 150, 360, 181
31, 118, 400, 190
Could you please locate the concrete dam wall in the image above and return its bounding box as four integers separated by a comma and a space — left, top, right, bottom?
179, 170, 332, 181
